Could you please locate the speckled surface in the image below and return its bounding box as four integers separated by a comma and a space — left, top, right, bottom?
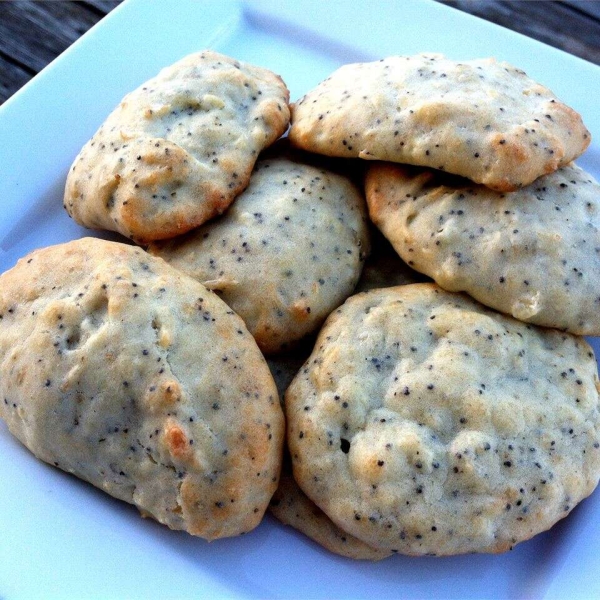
151, 153, 370, 354
1, 0, 600, 594
266, 231, 425, 559
269, 466, 392, 560
64, 51, 290, 242
367, 162, 600, 335
0, 238, 284, 540
355, 227, 427, 294
290, 54, 590, 191
287, 284, 600, 555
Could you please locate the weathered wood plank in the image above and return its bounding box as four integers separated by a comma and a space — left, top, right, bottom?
564, 1, 600, 21
0, 1, 103, 73
0, 54, 33, 104
437, 0, 600, 66
1, 0, 598, 106
81, 1, 123, 15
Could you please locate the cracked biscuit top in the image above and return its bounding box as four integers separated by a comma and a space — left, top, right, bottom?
0, 238, 284, 540
286, 284, 600, 555
366, 162, 600, 335
289, 54, 590, 191
64, 51, 290, 243
151, 154, 370, 354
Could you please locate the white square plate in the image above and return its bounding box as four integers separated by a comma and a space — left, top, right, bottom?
1, 1, 599, 598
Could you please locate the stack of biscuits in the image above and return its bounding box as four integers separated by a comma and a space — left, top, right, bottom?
1, 50, 599, 561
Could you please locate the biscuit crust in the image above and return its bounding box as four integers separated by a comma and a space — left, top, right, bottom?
0, 238, 284, 540
270, 469, 391, 561
151, 155, 370, 354
286, 284, 600, 555
367, 162, 600, 335
65, 51, 290, 242
290, 54, 590, 191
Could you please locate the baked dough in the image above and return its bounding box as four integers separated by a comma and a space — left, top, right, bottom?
366, 162, 600, 335
269, 468, 392, 561
286, 284, 600, 555
266, 231, 423, 559
290, 54, 590, 191
65, 51, 290, 242
0, 238, 284, 540
151, 154, 370, 354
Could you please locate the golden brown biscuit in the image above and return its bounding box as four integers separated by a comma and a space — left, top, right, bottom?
0, 238, 284, 540
267, 349, 390, 560
151, 154, 370, 354
290, 54, 590, 191
287, 284, 600, 555
367, 162, 600, 335
65, 51, 290, 242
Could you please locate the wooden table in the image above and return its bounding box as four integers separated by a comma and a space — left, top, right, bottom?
1, 0, 599, 104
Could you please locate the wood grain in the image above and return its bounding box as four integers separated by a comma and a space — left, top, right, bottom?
81, 1, 123, 15
0, 53, 32, 104
1, 0, 599, 105
0, 2, 104, 73
564, 1, 600, 21
438, 1, 600, 65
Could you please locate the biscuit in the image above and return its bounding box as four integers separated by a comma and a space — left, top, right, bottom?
64, 51, 290, 243
269, 467, 392, 561
286, 284, 600, 555
366, 162, 600, 335
289, 54, 590, 191
0, 238, 284, 540
151, 154, 370, 354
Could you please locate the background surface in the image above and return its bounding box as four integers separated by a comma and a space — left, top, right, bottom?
1, 0, 600, 104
